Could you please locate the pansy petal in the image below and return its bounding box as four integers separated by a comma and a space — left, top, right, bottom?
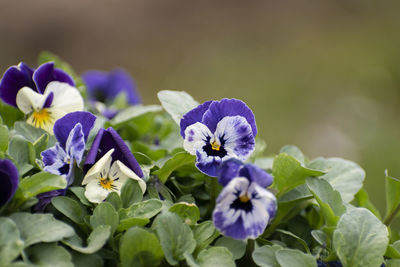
240, 164, 273, 188
195, 150, 223, 177
34, 189, 66, 212
53, 111, 96, 150
180, 100, 213, 138
65, 123, 85, 164
33, 62, 74, 94
0, 159, 19, 206
45, 81, 84, 114
16, 87, 46, 114
41, 143, 68, 176
216, 158, 243, 186
113, 160, 147, 193
214, 116, 255, 160
85, 179, 110, 203
84, 127, 143, 177
0, 63, 36, 107
202, 99, 257, 136
109, 69, 141, 105
82, 149, 114, 185
183, 122, 212, 155
82, 70, 109, 102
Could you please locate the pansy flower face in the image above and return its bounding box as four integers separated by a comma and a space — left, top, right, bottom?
212, 159, 277, 240
82, 149, 146, 203
37, 111, 96, 211
180, 99, 257, 177
82, 69, 141, 119
0, 159, 19, 207
0, 62, 84, 133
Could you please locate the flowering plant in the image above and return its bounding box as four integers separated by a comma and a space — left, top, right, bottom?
0, 52, 397, 267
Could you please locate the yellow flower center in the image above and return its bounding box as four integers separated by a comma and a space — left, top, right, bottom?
211, 141, 220, 151
239, 194, 250, 203
99, 178, 114, 191
31, 108, 53, 129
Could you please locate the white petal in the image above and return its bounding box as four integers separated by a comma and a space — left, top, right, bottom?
45, 81, 84, 114
112, 160, 147, 193
82, 149, 114, 185
84, 179, 110, 203
16, 87, 46, 114
183, 122, 212, 155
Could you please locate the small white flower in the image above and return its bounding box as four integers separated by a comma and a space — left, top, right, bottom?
82, 149, 146, 203
16, 81, 84, 134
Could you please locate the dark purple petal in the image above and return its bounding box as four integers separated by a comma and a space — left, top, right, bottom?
0, 63, 36, 107
19, 62, 35, 78
202, 99, 257, 136
33, 62, 74, 94
33, 189, 66, 212
240, 164, 273, 188
42, 92, 54, 108
195, 150, 222, 177
82, 68, 141, 105
0, 159, 19, 206
65, 123, 86, 164
41, 144, 67, 174
84, 127, 143, 177
216, 158, 243, 186
180, 100, 213, 138
53, 111, 96, 150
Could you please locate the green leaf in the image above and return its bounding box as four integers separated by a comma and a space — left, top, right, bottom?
52, 196, 87, 225
13, 122, 50, 143
69, 186, 92, 206
275, 248, 317, 267
33, 133, 49, 158
252, 245, 282, 267
279, 185, 312, 203
311, 230, 329, 247
10, 212, 75, 247
385, 171, 400, 220
106, 192, 123, 211
25, 243, 74, 267
280, 145, 305, 164
153, 152, 196, 183
272, 153, 324, 197
120, 179, 143, 208
19, 172, 67, 199
196, 247, 235, 267
156, 212, 196, 265
333, 208, 389, 267
157, 90, 199, 124
169, 202, 200, 225
214, 237, 246, 260
306, 177, 346, 226
70, 251, 103, 267
126, 199, 163, 219
8, 135, 35, 174
63, 225, 111, 254
192, 221, 219, 252
120, 227, 164, 267
276, 229, 311, 254
90, 202, 119, 235
110, 105, 162, 127
0, 218, 24, 265
117, 217, 150, 232
308, 157, 365, 202
0, 125, 9, 152
386, 259, 400, 267
354, 188, 381, 219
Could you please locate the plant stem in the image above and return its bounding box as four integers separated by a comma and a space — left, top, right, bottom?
384, 203, 400, 226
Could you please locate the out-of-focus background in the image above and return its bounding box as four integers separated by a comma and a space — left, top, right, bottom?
0, 0, 399, 212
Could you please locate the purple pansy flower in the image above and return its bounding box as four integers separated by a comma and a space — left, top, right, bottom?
0, 62, 84, 133
212, 159, 277, 240
36, 111, 96, 210
82, 69, 141, 119
0, 159, 19, 206
83, 127, 146, 203
180, 99, 257, 177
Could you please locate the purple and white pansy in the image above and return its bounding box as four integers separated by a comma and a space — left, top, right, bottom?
36, 111, 96, 211
180, 99, 257, 177
83, 127, 146, 203
213, 159, 277, 240
0, 62, 84, 133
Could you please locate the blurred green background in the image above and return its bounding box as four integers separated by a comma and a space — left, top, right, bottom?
0, 0, 399, 213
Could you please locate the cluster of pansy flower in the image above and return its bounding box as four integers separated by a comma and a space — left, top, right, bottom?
0, 62, 146, 210
180, 99, 277, 240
